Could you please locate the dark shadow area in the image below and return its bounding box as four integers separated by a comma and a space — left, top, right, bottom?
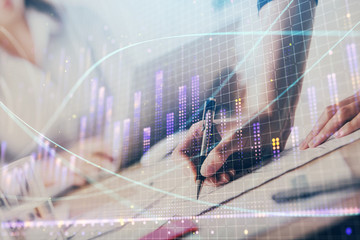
301, 215, 360, 240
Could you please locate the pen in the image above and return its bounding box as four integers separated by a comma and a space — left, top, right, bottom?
196, 98, 216, 200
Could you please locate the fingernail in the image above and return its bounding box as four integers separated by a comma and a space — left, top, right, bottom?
300, 143, 309, 150
334, 131, 342, 138
299, 145, 305, 150
228, 169, 236, 178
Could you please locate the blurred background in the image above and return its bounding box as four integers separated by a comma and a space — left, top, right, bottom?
54, 0, 360, 144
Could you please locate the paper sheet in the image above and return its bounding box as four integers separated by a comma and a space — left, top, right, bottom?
64, 130, 360, 239
194, 150, 357, 240
132, 130, 360, 218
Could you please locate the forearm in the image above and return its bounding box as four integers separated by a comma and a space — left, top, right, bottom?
257, 0, 317, 147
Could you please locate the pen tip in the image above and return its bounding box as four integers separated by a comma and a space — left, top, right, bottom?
196, 180, 202, 200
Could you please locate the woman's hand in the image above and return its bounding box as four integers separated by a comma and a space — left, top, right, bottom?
300, 91, 360, 150
171, 120, 238, 187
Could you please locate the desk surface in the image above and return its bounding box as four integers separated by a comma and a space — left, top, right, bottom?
56, 137, 360, 239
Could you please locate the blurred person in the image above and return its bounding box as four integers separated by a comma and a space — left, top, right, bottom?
0, 0, 122, 189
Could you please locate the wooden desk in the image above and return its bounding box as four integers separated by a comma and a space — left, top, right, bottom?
57, 138, 360, 239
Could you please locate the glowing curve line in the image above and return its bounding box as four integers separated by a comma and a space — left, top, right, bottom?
4, 209, 360, 231
4, 210, 360, 231
1, 21, 359, 217
2, 4, 359, 217
12, 0, 296, 206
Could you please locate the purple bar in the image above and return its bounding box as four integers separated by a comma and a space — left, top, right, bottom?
49, 148, 56, 176
1, 141, 6, 166
235, 99, 243, 156
220, 108, 227, 133
89, 78, 98, 136
96, 86, 106, 135
105, 96, 113, 126
166, 112, 175, 153
42, 141, 50, 175
179, 85, 187, 132
122, 119, 131, 165
133, 91, 142, 146
79, 116, 87, 141
104, 96, 114, 140
142, 127, 151, 163
252, 122, 262, 163
166, 113, 175, 136
191, 75, 200, 124
78, 116, 87, 155
112, 121, 122, 168
37, 137, 44, 160
143, 127, 151, 154
155, 71, 163, 141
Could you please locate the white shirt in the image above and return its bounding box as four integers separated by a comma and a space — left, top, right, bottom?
0, 7, 130, 162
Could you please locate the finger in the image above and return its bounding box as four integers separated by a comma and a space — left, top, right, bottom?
173, 123, 203, 158
171, 122, 203, 178
203, 173, 231, 187
309, 104, 358, 148
300, 105, 337, 149
301, 94, 360, 149
200, 137, 233, 177
203, 166, 235, 186
299, 130, 316, 150
335, 113, 360, 138
204, 176, 218, 186
338, 92, 360, 107
217, 172, 231, 185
